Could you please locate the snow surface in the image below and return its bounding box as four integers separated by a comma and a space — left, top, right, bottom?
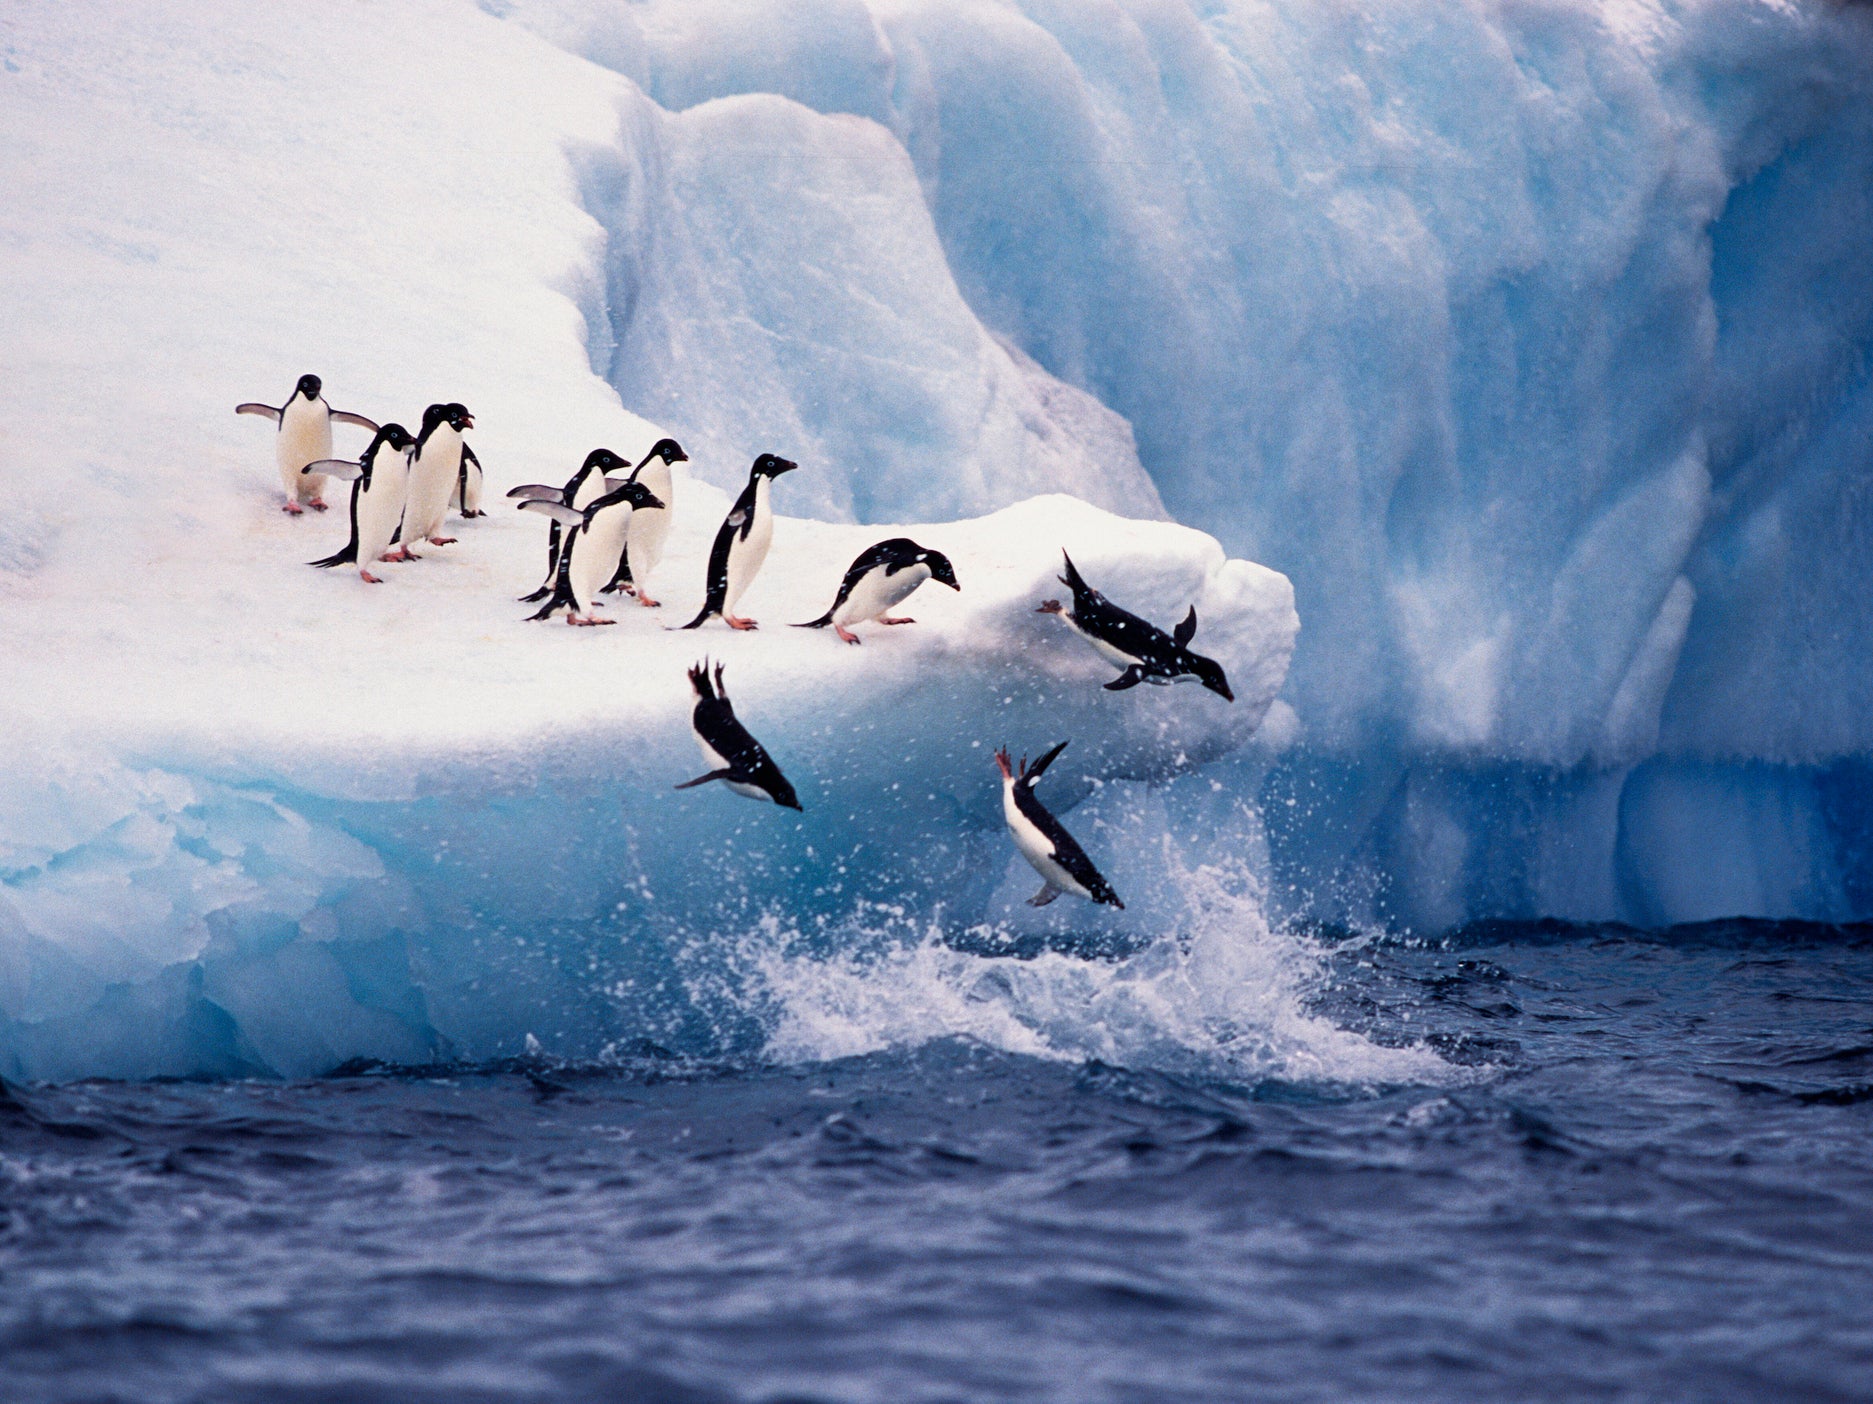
3, 0, 1871, 1074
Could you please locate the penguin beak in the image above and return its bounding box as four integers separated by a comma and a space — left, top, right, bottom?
640, 492, 666, 510
461, 414, 475, 429
772, 459, 798, 476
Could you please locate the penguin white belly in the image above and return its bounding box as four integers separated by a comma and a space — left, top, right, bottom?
357, 454, 410, 564
723, 478, 774, 616
1069, 618, 1140, 671
405, 429, 462, 543
571, 508, 632, 613
570, 471, 607, 511
835, 563, 930, 627
693, 730, 765, 800
1002, 786, 1091, 899
627, 460, 674, 586
277, 401, 332, 503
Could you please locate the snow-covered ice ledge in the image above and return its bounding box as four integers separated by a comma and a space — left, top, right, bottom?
0, 493, 1297, 1080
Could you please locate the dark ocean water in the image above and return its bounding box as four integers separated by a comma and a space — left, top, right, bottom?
3, 921, 1871, 1403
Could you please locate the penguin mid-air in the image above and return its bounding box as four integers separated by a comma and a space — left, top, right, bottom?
509, 448, 628, 602
602, 438, 687, 608
675, 660, 802, 809
517, 480, 665, 626
236, 373, 379, 514
1037, 552, 1234, 701
679, 453, 798, 630
400, 402, 475, 550
995, 742, 1123, 909
796, 538, 960, 644
306, 423, 417, 584
451, 444, 486, 518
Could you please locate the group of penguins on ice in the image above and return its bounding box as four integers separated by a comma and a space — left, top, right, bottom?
238, 373, 1238, 913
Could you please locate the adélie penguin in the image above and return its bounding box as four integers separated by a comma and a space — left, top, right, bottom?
1037, 551, 1234, 700
451, 444, 485, 518
796, 538, 959, 644
995, 742, 1123, 909
602, 437, 687, 607
517, 479, 665, 626
236, 373, 379, 514
305, 423, 417, 584
509, 448, 627, 602
675, 660, 802, 809
678, 453, 797, 630
400, 402, 475, 550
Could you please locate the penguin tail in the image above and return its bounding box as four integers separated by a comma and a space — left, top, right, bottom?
793, 610, 835, 630
525, 592, 569, 623
309, 545, 357, 569
676, 606, 715, 631
517, 584, 553, 603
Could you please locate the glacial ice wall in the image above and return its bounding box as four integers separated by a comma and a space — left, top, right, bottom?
498, 0, 1873, 925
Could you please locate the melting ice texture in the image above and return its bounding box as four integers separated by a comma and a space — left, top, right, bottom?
3, 2, 1872, 1075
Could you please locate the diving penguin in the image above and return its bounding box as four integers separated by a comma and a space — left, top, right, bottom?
236, 373, 379, 514
305, 423, 417, 584
796, 538, 960, 644
675, 660, 802, 809
678, 453, 797, 630
602, 437, 688, 607
451, 444, 485, 518
400, 402, 475, 550
995, 742, 1123, 909
509, 448, 628, 602
517, 479, 665, 626
1037, 552, 1234, 700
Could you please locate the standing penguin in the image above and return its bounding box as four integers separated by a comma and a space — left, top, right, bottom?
306, 424, 417, 584
236, 373, 379, 514
509, 448, 628, 602
517, 480, 665, 626
451, 444, 486, 518
796, 538, 960, 644
400, 402, 475, 550
674, 660, 802, 809
1037, 552, 1234, 700
995, 742, 1123, 909
602, 438, 688, 607
678, 453, 798, 630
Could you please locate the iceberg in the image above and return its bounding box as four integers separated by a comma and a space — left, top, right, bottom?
3, 0, 1871, 1076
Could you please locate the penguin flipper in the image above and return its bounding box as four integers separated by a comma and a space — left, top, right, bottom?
1174, 606, 1198, 647
330, 410, 380, 432
506, 484, 564, 502
674, 769, 735, 790
1027, 884, 1062, 908
305, 459, 362, 481
517, 500, 584, 528
1104, 666, 1147, 692
236, 402, 281, 422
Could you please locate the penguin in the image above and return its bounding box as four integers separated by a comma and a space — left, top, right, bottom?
1037, 552, 1234, 701
400, 402, 475, 550
451, 444, 485, 518
305, 424, 417, 584
509, 449, 628, 602
517, 480, 665, 625
995, 742, 1123, 909
602, 437, 688, 607
236, 373, 379, 514
678, 453, 798, 630
674, 660, 802, 809
796, 538, 960, 644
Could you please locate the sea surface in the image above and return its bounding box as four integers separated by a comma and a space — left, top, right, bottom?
3, 920, 1871, 1403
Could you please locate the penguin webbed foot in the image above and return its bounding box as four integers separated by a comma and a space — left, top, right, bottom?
310, 500, 329, 511
835, 625, 861, 645
726, 616, 759, 631
359, 570, 383, 585
881, 615, 916, 625
637, 594, 661, 608
282, 501, 304, 515
427, 536, 457, 546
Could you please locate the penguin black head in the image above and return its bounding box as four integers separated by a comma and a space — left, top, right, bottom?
600, 480, 666, 513
296, 374, 322, 400
752, 453, 797, 478
642, 438, 687, 466
918, 548, 960, 591
376, 423, 416, 452
445, 402, 474, 431
1183, 652, 1234, 703
583, 448, 626, 472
